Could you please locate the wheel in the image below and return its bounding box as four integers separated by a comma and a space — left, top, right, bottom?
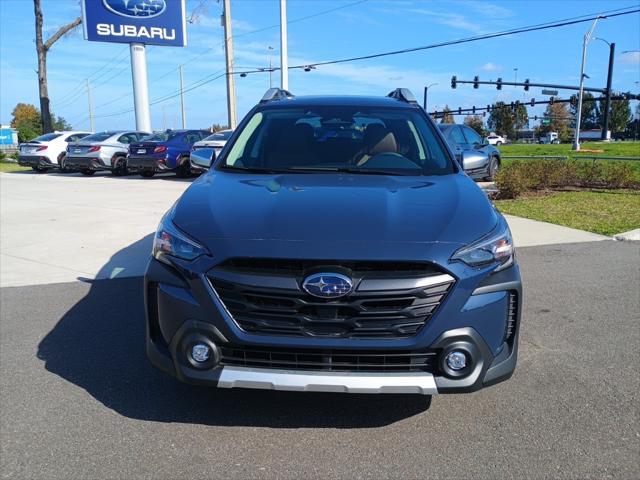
175, 157, 192, 178
111, 156, 128, 176
495, 141, 502, 146
484, 156, 500, 181
58, 153, 68, 173
140, 170, 155, 178
32, 166, 47, 173
80, 169, 95, 176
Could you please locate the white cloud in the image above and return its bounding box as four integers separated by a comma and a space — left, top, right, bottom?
481, 62, 502, 72
407, 9, 485, 34
620, 51, 640, 65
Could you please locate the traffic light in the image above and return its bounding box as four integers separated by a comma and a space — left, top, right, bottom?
510, 101, 515, 111
496, 78, 502, 90
524, 79, 530, 91
473, 76, 479, 89
570, 96, 577, 107
451, 75, 457, 89
486, 104, 491, 112
530, 98, 535, 107
458, 107, 462, 115
549, 96, 555, 105
472, 106, 476, 114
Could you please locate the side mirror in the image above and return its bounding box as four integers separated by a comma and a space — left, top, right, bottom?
461, 150, 489, 171
190, 147, 216, 170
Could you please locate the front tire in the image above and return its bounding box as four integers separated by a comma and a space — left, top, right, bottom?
484, 156, 500, 181
175, 157, 192, 178
495, 141, 503, 146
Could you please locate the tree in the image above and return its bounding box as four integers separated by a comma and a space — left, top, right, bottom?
463, 115, 486, 137
487, 102, 522, 139
440, 105, 455, 124
607, 99, 632, 135
539, 101, 572, 142
33, 0, 81, 133
10, 103, 42, 142
569, 92, 599, 129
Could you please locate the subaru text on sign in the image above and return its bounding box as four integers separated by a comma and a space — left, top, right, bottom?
81, 0, 187, 47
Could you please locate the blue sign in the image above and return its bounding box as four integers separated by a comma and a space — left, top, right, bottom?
81, 0, 187, 47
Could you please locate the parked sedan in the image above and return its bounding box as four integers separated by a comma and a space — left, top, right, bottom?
438, 124, 501, 181
190, 129, 233, 174
127, 129, 210, 178
18, 131, 91, 172
64, 130, 150, 176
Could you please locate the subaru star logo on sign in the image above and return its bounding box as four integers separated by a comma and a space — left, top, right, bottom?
103, 0, 167, 19
302, 273, 354, 299
81, 0, 186, 47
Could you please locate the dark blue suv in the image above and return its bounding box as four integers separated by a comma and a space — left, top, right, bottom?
127, 129, 209, 177
145, 88, 522, 396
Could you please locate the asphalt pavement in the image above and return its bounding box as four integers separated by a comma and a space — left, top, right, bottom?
1, 240, 638, 480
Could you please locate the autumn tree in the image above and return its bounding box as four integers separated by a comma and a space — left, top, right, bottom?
440, 106, 455, 124
463, 115, 486, 137
11, 103, 42, 142
539, 101, 572, 142
33, 0, 81, 133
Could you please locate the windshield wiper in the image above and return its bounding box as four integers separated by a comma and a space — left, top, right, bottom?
288, 166, 412, 176
219, 165, 295, 174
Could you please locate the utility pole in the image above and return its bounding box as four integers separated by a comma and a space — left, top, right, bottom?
222, 0, 237, 129
179, 64, 186, 129
86, 78, 94, 132
280, 0, 289, 90
573, 17, 601, 151
601, 42, 615, 140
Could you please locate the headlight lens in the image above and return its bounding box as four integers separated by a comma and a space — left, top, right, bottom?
451, 218, 514, 270
152, 214, 208, 263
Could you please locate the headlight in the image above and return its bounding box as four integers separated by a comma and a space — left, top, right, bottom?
152, 213, 208, 264
451, 217, 514, 271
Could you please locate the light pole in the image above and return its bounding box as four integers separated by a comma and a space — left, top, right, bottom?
513, 67, 518, 88
573, 17, 602, 151
594, 37, 615, 140
268, 46, 274, 88
280, 0, 289, 90
423, 83, 438, 111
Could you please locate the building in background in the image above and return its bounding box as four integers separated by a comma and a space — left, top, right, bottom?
0, 125, 19, 150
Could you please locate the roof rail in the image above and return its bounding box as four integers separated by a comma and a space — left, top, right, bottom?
387, 88, 418, 104
260, 88, 295, 103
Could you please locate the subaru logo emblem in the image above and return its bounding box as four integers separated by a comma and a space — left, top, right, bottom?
103, 0, 167, 18
302, 273, 353, 299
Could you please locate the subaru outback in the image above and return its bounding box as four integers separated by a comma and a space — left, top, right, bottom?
145, 88, 522, 396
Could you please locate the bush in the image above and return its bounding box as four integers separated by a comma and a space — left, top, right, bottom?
494, 162, 529, 199
601, 163, 636, 188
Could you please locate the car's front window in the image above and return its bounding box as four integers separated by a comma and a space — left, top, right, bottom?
219, 106, 454, 176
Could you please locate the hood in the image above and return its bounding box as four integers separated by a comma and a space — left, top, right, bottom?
172, 172, 497, 253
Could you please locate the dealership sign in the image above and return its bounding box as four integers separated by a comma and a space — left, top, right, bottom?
81, 0, 187, 47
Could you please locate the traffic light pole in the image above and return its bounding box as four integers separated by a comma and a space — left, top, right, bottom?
601, 42, 615, 140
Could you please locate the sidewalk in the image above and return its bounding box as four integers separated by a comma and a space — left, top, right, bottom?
503, 214, 610, 247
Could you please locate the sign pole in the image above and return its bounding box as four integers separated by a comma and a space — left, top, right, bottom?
130, 43, 152, 132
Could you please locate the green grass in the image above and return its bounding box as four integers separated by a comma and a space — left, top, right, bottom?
0, 160, 30, 173
500, 142, 640, 157
495, 189, 640, 236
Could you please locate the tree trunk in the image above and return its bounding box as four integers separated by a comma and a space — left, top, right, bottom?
34, 0, 53, 133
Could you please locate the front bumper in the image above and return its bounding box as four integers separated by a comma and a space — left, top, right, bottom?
145, 256, 522, 395
127, 156, 171, 173
18, 155, 54, 168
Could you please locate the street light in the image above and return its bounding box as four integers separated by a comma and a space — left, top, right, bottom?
573, 16, 603, 151
593, 37, 616, 140
423, 83, 438, 111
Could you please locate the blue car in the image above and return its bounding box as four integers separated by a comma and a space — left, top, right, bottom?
127, 129, 210, 177
145, 88, 522, 397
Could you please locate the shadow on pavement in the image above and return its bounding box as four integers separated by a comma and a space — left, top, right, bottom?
37, 235, 431, 428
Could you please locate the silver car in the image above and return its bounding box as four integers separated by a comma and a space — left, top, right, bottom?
190, 129, 233, 174
64, 130, 150, 176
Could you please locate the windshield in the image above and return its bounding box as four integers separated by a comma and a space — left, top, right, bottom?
219, 106, 454, 175
31, 133, 62, 142
204, 130, 232, 141
80, 131, 118, 143
140, 131, 181, 142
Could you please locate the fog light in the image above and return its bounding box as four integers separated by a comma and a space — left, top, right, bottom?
191, 343, 211, 363
446, 351, 467, 371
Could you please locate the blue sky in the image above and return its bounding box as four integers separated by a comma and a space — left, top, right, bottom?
1, 0, 639, 131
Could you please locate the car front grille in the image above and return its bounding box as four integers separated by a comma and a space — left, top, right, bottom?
208, 258, 455, 339
219, 345, 439, 372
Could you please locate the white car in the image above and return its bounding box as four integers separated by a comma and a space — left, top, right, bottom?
18, 131, 92, 172
485, 133, 506, 146
190, 129, 233, 173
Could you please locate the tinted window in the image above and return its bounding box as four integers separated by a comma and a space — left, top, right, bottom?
462, 127, 483, 145
141, 131, 180, 142
185, 133, 202, 144
220, 106, 453, 176
447, 127, 466, 145
31, 133, 62, 142
204, 130, 233, 141
81, 132, 117, 143
118, 133, 138, 144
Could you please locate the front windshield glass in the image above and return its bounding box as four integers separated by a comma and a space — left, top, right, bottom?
220, 106, 454, 175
